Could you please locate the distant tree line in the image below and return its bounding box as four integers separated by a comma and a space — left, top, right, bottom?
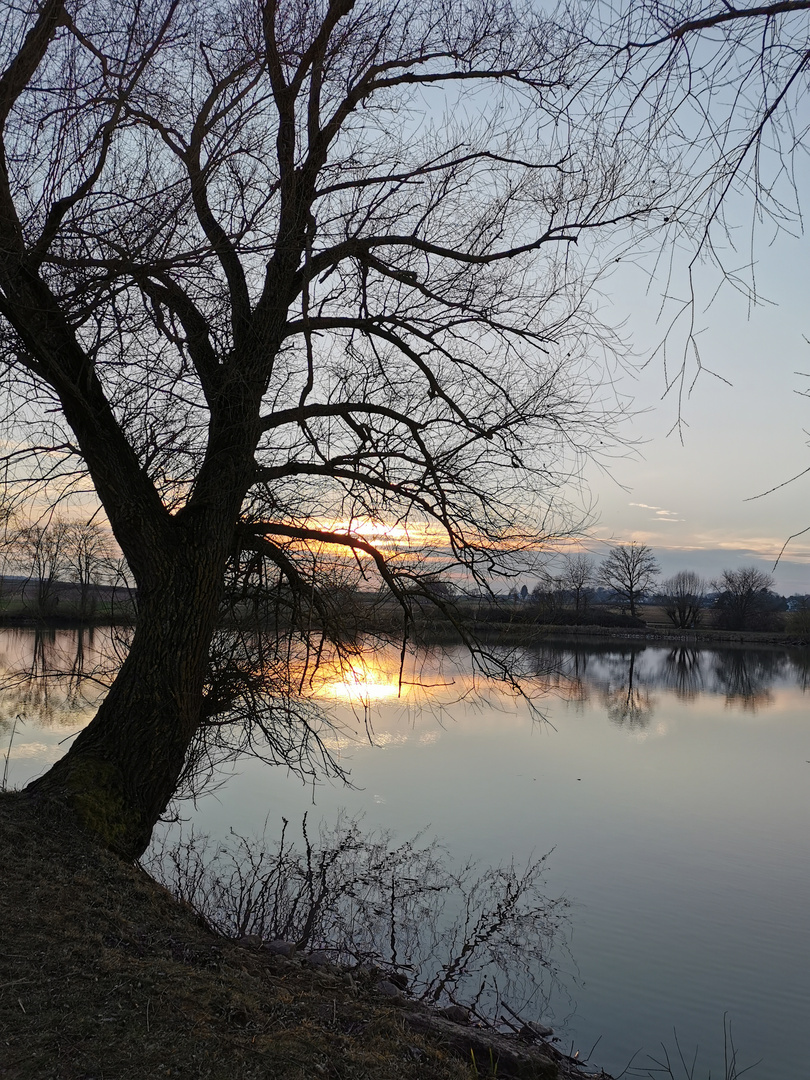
0, 515, 129, 620
507, 543, 805, 634
4, 519, 808, 636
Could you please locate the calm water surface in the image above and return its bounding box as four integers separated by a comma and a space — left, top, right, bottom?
3, 627, 809, 1078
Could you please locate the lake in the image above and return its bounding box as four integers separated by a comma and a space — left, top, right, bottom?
2, 626, 809, 1078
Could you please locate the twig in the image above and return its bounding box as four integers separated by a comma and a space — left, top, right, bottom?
2, 714, 25, 792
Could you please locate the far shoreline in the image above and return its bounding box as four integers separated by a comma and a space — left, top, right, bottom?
1, 610, 808, 653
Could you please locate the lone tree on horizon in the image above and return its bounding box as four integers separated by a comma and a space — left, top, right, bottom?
661, 570, 706, 630
0, 0, 659, 858
561, 552, 594, 618
597, 543, 660, 618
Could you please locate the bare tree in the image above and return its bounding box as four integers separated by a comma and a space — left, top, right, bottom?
0, 0, 665, 857
531, 572, 566, 623
145, 814, 566, 1023
712, 566, 782, 630
13, 518, 71, 614
661, 570, 706, 629
561, 552, 594, 617
602, 2, 810, 261
0, 488, 13, 600
595, 1, 810, 407
4, 514, 111, 617
64, 522, 114, 619
597, 542, 659, 618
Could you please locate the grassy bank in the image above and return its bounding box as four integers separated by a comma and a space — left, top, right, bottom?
408, 618, 810, 652
0, 792, 602, 1080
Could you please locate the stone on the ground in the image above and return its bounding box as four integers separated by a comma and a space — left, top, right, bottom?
438, 1005, 470, 1025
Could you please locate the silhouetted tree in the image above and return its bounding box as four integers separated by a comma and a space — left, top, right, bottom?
531, 573, 566, 623
602, 2, 810, 280
64, 522, 114, 619
561, 553, 594, 618
661, 570, 706, 629
713, 566, 783, 631
14, 519, 70, 615
0, 0, 658, 857
596, 1, 810, 470
597, 543, 660, 618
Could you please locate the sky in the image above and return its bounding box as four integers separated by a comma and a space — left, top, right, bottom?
573, 210, 810, 596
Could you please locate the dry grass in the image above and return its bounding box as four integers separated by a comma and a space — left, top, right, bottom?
0, 791, 489, 1080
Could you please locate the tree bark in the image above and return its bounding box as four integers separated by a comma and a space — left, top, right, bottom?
27, 518, 229, 860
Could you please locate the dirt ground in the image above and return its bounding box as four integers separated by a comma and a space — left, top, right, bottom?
0, 792, 584, 1080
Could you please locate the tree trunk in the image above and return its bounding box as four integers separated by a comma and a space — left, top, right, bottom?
27, 523, 227, 860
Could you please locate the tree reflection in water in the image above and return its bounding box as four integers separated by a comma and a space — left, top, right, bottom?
709, 650, 788, 712
3, 628, 575, 1031
525, 645, 595, 709
4, 629, 808, 1040
145, 813, 572, 1029
599, 650, 655, 729
0, 626, 122, 732
789, 650, 810, 693
525, 639, 807, 724
658, 648, 705, 702
3, 631, 808, 751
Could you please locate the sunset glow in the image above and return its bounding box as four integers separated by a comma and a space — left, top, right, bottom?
311, 657, 409, 703
326, 518, 442, 549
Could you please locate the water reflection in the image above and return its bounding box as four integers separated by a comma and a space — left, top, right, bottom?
146, 814, 569, 1028
789, 649, 810, 692
658, 648, 705, 702
526, 640, 806, 725
4, 628, 810, 1075
0, 626, 120, 732
709, 650, 787, 711
2, 629, 808, 755
601, 652, 656, 729
322, 662, 408, 702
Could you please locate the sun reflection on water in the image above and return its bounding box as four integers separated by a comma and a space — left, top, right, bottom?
314, 659, 409, 703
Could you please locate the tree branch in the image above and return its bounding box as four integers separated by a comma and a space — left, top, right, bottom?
139, 276, 223, 404
243, 519, 406, 598
625, 1, 810, 48
260, 400, 425, 434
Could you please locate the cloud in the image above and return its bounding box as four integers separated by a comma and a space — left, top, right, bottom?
628, 501, 684, 523
690, 532, 810, 559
